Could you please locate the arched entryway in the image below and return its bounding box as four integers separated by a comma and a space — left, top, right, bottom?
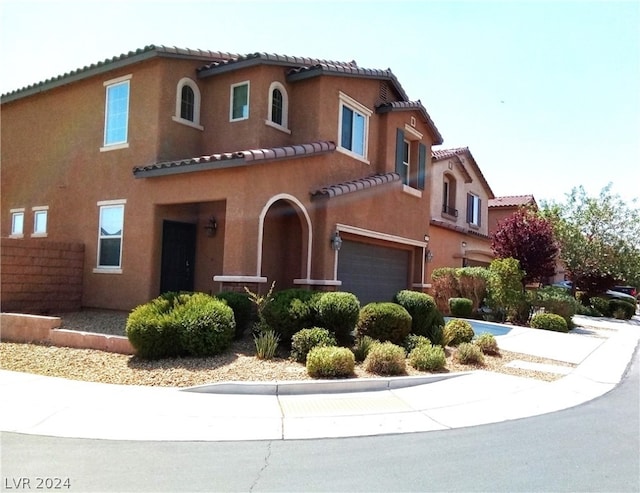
259, 195, 311, 290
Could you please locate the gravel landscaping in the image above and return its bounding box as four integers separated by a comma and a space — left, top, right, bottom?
0, 309, 577, 387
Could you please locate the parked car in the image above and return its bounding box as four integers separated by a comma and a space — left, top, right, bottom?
551, 281, 637, 305
610, 285, 638, 298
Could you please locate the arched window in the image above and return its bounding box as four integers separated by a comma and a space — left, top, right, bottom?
180, 85, 195, 121
173, 78, 202, 129
266, 81, 290, 133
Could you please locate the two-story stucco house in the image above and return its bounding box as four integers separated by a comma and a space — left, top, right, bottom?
426, 147, 495, 281
1, 45, 445, 311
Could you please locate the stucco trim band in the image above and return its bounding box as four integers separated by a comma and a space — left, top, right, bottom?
213, 276, 268, 283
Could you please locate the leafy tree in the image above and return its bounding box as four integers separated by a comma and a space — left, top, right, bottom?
541, 184, 640, 296
486, 257, 526, 323
491, 207, 558, 285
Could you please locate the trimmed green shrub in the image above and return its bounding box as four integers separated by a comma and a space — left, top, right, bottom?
534, 286, 581, 328
356, 302, 412, 345
443, 318, 474, 346
215, 291, 253, 339
291, 327, 337, 363
393, 290, 445, 344
254, 329, 280, 360
315, 291, 360, 345
455, 342, 485, 365
126, 292, 236, 360
449, 297, 473, 318
409, 343, 446, 371
402, 334, 432, 356
260, 288, 318, 345
590, 296, 610, 317
530, 313, 568, 333
353, 335, 376, 362
474, 333, 499, 355
364, 342, 407, 376
175, 293, 235, 357
609, 299, 636, 320
306, 346, 355, 378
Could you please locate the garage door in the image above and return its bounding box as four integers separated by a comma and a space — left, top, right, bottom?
338, 241, 410, 305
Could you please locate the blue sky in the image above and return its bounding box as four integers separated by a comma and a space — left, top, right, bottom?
1, 0, 638, 205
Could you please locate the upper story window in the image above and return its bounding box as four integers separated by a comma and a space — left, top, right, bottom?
338, 92, 371, 161
442, 173, 458, 217
96, 200, 126, 272
10, 209, 24, 237
467, 193, 482, 227
173, 78, 203, 129
32, 206, 48, 237
230, 81, 250, 121
395, 126, 426, 191
102, 75, 131, 149
266, 82, 290, 133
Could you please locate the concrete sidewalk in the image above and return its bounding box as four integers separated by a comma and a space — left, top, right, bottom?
1, 316, 638, 441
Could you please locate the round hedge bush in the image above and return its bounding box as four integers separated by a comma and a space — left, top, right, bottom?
306, 346, 355, 378
609, 299, 636, 320
449, 297, 473, 318
356, 302, 412, 345
126, 292, 235, 359
403, 334, 432, 356
474, 333, 499, 355
393, 290, 445, 343
443, 318, 474, 346
215, 291, 253, 339
260, 288, 318, 345
291, 327, 337, 363
409, 343, 446, 371
316, 291, 360, 344
364, 341, 406, 376
530, 312, 568, 332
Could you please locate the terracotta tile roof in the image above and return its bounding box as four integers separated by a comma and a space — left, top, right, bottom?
311, 172, 400, 200
431, 146, 494, 199
488, 195, 538, 208
133, 141, 336, 178
1, 45, 238, 102
376, 101, 443, 145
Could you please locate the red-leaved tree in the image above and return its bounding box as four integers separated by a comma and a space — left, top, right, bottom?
491, 207, 559, 285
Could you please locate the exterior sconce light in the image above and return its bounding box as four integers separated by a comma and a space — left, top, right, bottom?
204, 217, 217, 237
423, 234, 430, 243
331, 231, 343, 251
425, 250, 434, 262
461, 241, 467, 249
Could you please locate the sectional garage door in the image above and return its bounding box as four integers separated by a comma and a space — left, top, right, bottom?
338, 241, 410, 305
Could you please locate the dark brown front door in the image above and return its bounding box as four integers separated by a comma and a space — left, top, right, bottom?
160, 220, 196, 294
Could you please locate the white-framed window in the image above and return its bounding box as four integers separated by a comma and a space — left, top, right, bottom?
402, 139, 411, 186
10, 208, 24, 237
102, 75, 131, 149
172, 77, 203, 130
395, 125, 426, 192
230, 81, 250, 121
32, 206, 48, 236
337, 92, 371, 161
442, 174, 458, 217
265, 81, 290, 133
95, 200, 126, 272
466, 193, 482, 227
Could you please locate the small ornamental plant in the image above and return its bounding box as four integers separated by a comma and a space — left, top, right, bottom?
364, 341, 407, 376
352, 335, 376, 362
474, 333, 499, 355
530, 313, 568, 333
455, 342, 485, 365
409, 343, 446, 371
443, 319, 474, 346
291, 327, 337, 363
306, 346, 355, 378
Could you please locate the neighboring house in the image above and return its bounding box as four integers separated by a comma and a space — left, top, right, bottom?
427, 147, 495, 281
487, 194, 538, 236
1, 45, 444, 311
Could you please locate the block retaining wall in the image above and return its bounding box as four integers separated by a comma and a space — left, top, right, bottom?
1, 313, 135, 355
1, 238, 84, 314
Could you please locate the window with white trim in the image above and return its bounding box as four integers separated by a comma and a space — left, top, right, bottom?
173, 78, 203, 129
32, 206, 48, 236
442, 174, 458, 217
97, 201, 125, 270
266, 81, 290, 132
230, 81, 250, 121
395, 125, 426, 190
466, 193, 482, 227
103, 76, 131, 147
10, 209, 24, 237
338, 92, 371, 160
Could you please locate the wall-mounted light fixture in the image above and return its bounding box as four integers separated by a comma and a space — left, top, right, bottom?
424, 234, 430, 243
331, 230, 343, 251
461, 241, 467, 249
425, 250, 434, 262
204, 217, 217, 237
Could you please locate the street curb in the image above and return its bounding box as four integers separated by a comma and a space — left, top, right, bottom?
181, 372, 469, 395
